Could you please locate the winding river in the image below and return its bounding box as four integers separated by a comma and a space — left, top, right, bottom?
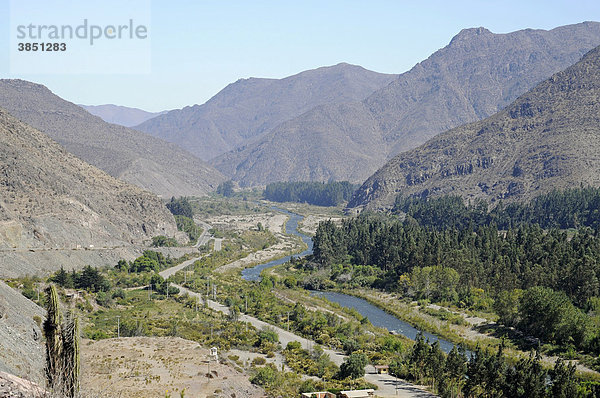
241, 207, 458, 353
241, 207, 313, 281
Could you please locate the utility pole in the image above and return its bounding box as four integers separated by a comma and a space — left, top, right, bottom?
213, 284, 216, 300
245, 296, 248, 313
116, 315, 121, 338
166, 282, 170, 299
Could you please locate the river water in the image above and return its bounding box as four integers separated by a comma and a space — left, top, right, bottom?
241, 206, 458, 353
241, 207, 313, 281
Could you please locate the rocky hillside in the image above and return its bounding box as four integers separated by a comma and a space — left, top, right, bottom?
0, 108, 177, 257
348, 44, 600, 210
212, 22, 600, 186
79, 104, 168, 127
0, 281, 44, 383
0, 80, 225, 198
134, 63, 398, 160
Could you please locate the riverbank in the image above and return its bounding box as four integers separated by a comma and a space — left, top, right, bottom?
336, 288, 600, 378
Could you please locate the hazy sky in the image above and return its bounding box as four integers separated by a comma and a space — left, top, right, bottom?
2, 0, 600, 111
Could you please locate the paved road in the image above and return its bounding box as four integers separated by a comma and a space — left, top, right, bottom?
160, 221, 221, 279
194, 220, 213, 248
174, 283, 435, 398
159, 255, 207, 279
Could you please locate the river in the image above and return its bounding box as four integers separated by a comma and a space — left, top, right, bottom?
241, 207, 313, 281
241, 206, 459, 353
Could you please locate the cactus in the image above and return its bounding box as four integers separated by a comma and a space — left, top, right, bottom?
62, 310, 80, 397
43, 284, 62, 390
43, 284, 80, 397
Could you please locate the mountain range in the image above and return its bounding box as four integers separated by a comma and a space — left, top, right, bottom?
79, 104, 169, 127
211, 22, 600, 186
0, 80, 225, 198
134, 63, 399, 161
348, 44, 600, 210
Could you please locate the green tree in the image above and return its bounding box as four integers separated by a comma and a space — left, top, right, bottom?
494, 289, 523, 327
217, 180, 235, 197
550, 357, 578, 398
166, 197, 194, 218
426, 341, 445, 393
503, 351, 546, 398
408, 332, 429, 383
338, 352, 367, 379
444, 345, 467, 398
75, 265, 109, 292
51, 266, 73, 288
250, 363, 278, 387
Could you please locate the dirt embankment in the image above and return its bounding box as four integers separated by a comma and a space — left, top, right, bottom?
81, 337, 264, 398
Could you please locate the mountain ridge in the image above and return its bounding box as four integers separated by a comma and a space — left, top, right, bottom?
79, 104, 169, 127
348, 44, 600, 210
134, 62, 399, 160
211, 21, 600, 186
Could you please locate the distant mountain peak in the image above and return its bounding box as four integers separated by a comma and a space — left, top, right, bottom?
449, 26, 493, 44
79, 103, 169, 127
135, 63, 398, 160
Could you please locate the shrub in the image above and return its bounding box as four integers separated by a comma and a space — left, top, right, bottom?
251, 357, 266, 366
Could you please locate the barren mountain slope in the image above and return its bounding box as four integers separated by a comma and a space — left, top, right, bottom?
348, 44, 600, 210
213, 22, 600, 186
0, 80, 225, 198
0, 281, 44, 383
0, 108, 176, 259
135, 63, 398, 160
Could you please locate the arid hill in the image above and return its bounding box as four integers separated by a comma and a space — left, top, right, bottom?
0, 80, 224, 198
348, 44, 600, 210
0, 281, 44, 383
0, 108, 177, 275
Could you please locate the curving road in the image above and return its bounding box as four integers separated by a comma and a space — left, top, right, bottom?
160, 221, 220, 279
173, 283, 435, 398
